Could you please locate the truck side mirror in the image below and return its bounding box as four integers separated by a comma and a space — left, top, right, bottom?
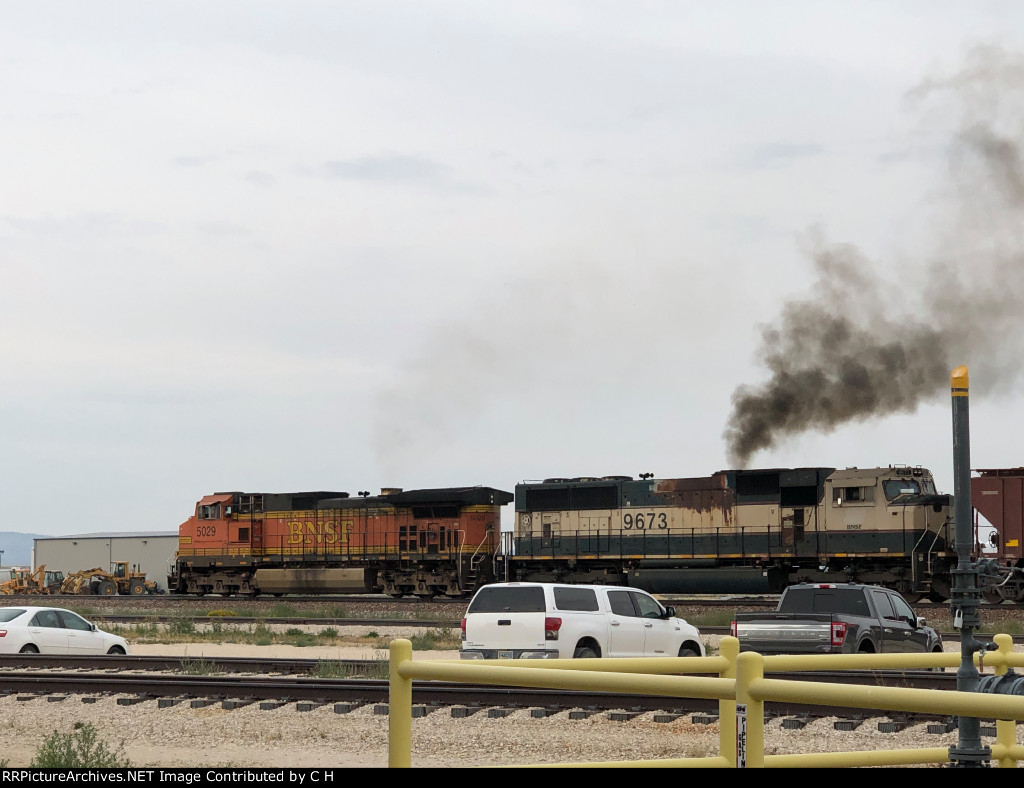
664, 606, 675, 618
916, 616, 926, 629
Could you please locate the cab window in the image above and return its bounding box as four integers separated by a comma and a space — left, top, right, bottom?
607, 590, 637, 617
890, 595, 917, 625
58, 611, 93, 631
871, 590, 897, 620
631, 592, 665, 619
553, 587, 599, 612
467, 586, 546, 613
30, 610, 63, 628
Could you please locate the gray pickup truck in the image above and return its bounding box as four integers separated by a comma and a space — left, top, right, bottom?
731, 582, 944, 655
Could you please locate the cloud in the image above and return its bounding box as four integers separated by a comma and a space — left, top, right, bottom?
244, 170, 277, 187
740, 142, 824, 169
173, 155, 218, 167
322, 155, 450, 182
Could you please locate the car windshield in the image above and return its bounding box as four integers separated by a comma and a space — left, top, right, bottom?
0, 609, 26, 623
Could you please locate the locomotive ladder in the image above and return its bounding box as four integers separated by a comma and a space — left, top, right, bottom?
911, 521, 947, 592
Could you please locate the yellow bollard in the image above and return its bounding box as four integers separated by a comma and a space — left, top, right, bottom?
718, 636, 739, 767
735, 651, 765, 768
389, 638, 413, 768
993, 633, 1017, 769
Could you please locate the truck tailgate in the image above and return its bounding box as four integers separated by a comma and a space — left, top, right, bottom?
463, 612, 547, 650
735, 614, 835, 653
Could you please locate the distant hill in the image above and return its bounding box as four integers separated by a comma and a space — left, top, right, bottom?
0, 532, 48, 567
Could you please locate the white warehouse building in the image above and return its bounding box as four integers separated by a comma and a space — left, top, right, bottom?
33, 532, 179, 592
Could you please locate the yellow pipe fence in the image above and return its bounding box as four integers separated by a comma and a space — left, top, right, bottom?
388, 633, 1024, 768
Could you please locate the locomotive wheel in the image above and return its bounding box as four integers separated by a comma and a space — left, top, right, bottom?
982, 587, 1003, 605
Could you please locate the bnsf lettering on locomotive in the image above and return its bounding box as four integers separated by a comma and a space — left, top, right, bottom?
623, 512, 668, 530
287, 521, 340, 545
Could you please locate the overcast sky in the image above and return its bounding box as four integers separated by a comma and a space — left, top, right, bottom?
4, 2, 1024, 537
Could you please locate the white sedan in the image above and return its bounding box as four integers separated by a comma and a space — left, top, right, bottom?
0, 606, 130, 655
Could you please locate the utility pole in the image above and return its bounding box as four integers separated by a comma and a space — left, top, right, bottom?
948, 366, 994, 767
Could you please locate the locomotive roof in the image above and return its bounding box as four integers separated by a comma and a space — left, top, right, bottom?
320, 486, 513, 507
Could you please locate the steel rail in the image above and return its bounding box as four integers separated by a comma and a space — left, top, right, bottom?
0, 668, 967, 722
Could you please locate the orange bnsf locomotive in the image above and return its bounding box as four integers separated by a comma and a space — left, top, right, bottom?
167, 486, 512, 597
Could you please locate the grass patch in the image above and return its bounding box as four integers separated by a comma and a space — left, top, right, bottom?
681, 610, 737, 628
303, 605, 349, 619
311, 659, 389, 679
318, 627, 339, 639
167, 618, 196, 636
206, 609, 237, 617
31, 723, 131, 768
267, 603, 300, 618
178, 658, 222, 676
408, 628, 461, 650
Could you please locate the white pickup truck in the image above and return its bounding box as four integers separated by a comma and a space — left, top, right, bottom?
460, 581, 705, 660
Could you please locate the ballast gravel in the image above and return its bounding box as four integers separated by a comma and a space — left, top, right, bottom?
1, 628, 1019, 768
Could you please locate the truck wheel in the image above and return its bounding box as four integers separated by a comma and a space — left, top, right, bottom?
573, 646, 599, 659
678, 646, 700, 657
129, 581, 145, 595
97, 580, 117, 596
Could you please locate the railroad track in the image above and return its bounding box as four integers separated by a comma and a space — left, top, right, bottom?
0, 663, 970, 725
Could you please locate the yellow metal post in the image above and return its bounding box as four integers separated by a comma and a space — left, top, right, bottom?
718, 635, 739, 767
389, 638, 413, 768
735, 651, 765, 768
993, 633, 1017, 769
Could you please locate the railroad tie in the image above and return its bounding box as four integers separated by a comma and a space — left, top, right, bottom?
334, 702, 364, 714
529, 708, 559, 719
652, 713, 681, 724
259, 701, 289, 711
158, 698, 185, 709
449, 705, 484, 718
486, 708, 516, 718
690, 714, 719, 725
190, 699, 218, 709
222, 699, 255, 710
607, 712, 641, 722
296, 701, 327, 712
46, 696, 68, 703
568, 710, 597, 720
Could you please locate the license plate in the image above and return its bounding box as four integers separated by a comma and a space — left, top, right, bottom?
498, 651, 514, 659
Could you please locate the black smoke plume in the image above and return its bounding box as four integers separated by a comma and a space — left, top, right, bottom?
725, 45, 1024, 466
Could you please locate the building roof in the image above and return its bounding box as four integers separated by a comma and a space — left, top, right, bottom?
34, 532, 178, 541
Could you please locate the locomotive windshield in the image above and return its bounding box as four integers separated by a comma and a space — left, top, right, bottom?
883, 479, 921, 500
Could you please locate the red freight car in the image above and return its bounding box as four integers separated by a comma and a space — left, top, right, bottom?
168, 486, 513, 597
973, 468, 1024, 603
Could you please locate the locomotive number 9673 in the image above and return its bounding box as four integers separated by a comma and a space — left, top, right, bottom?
623, 512, 668, 530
